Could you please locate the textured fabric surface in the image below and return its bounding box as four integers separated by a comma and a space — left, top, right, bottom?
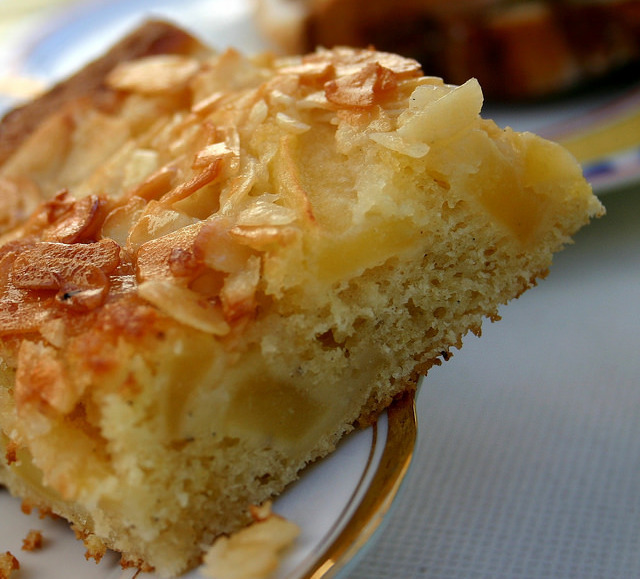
349, 186, 640, 579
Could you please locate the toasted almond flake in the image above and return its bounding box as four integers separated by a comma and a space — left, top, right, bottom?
127, 165, 178, 201
274, 135, 315, 224
136, 221, 203, 281
39, 318, 66, 348
219, 158, 258, 212
138, 280, 230, 335
278, 61, 335, 85
8, 239, 119, 312
269, 89, 296, 107
11, 239, 121, 284
40, 193, 106, 244
123, 149, 159, 189
106, 55, 201, 94
369, 132, 430, 158
325, 62, 400, 109
397, 78, 484, 143
128, 203, 199, 252
160, 158, 223, 205
193, 142, 235, 169
236, 195, 298, 227
275, 112, 310, 134
296, 90, 332, 110
221, 254, 261, 321
101, 196, 147, 246
304, 47, 422, 79
191, 91, 225, 115
194, 217, 255, 274
230, 225, 299, 251
246, 99, 269, 133
201, 505, 299, 579
0, 298, 52, 336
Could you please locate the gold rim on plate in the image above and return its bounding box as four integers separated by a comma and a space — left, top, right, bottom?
301, 392, 417, 579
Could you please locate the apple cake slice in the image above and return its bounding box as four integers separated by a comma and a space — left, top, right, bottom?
0, 21, 602, 577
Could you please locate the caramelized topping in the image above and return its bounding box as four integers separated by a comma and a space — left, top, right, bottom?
11, 239, 121, 311
21, 191, 109, 243
0, 45, 429, 343
325, 62, 400, 108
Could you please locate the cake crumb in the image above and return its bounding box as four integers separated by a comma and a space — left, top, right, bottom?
201, 502, 300, 579
21, 529, 43, 551
0, 551, 19, 579
72, 526, 107, 564
4, 441, 18, 465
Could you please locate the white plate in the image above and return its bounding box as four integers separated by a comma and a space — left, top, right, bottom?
0, 395, 416, 579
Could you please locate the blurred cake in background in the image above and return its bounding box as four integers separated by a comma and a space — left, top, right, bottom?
255, 0, 640, 100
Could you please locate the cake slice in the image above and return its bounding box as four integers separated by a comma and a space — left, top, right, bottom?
0, 21, 602, 577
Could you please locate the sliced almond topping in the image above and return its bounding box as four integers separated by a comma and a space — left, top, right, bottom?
279, 61, 335, 86
194, 217, 255, 274
201, 504, 299, 579
23, 191, 106, 243
275, 112, 310, 134
106, 55, 201, 94
101, 196, 147, 246
192, 142, 235, 169
11, 239, 121, 281
235, 196, 298, 227
136, 222, 204, 282
0, 298, 53, 336
305, 47, 422, 79
137, 280, 230, 335
127, 202, 198, 252
159, 157, 223, 205
325, 62, 400, 109
220, 254, 261, 321
219, 158, 258, 213
55, 267, 110, 311
45, 194, 105, 244
229, 225, 300, 252
167, 246, 202, 278
191, 91, 225, 116
10, 239, 121, 311
127, 165, 178, 201
39, 318, 66, 348
369, 132, 430, 158
274, 135, 315, 224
